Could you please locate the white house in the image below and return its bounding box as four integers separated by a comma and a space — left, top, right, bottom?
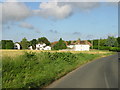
67, 45, 74, 49
36, 43, 51, 50
74, 45, 90, 51
44, 46, 51, 50
36, 43, 46, 50
67, 44, 90, 51
14, 43, 21, 50
28, 46, 33, 50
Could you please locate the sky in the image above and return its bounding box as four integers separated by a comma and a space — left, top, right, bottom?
1, 0, 118, 42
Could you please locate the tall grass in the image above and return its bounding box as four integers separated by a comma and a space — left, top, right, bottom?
2, 51, 112, 88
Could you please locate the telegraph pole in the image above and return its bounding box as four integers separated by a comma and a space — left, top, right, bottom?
92, 40, 93, 49
98, 37, 101, 50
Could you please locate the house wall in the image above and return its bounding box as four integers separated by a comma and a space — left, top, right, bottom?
44, 46, 51, 50
74, 45, 90, 51
14, 43, 20, 50
67, 45, 74, 49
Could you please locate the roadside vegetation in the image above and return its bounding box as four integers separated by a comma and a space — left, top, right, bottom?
2, 51, 114, 88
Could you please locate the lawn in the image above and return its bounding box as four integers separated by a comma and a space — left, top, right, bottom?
1, 50, 114, 88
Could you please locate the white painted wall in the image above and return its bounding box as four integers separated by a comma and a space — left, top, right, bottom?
36, 43, 51, 50
74, 45, 90, 51
67, 45, 74, 49
44, 46, 51, 50
29, 46, 33, 50
36, 43, 46, 50
14, 43, 20, 50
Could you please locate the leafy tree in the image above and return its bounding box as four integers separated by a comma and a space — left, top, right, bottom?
20, 37, 29, 49
0, 40, 14, 49
1, 40, 6, 49
38, 37, 50, 46
53, 38, 67, 50
105, 36, 117, 47
5, 40, 14, 49
30, 39, 37, 49
67, 41, 71, 45
117, 37, 120, 47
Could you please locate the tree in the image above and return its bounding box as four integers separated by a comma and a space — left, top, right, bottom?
30, 39, 37, 49
38, 37, 50, 46
20, 37, 29, 49
105, 36, 117, 47
53, 38, 67, 50
1, 40, 6, 49
66, 41, 71, 45
117, 37, 120, 47
0, 40, 14, 49
5, 40, 14, 49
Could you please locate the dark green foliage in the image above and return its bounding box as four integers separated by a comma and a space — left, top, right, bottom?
30, 39, 37, 49
20, 37, 29, 49
105, 36, 118, 47
1, 40, 6, 49
53, 38, 67, 50
2, 52, 102, 88
109, 47, 120, 52
38, 37, 50, 46
5, 41, 14, 49
93, 40, 98, 46
117, 37, 120, 47
99, 46, 110, 50
0, 40, 14, 49
66, 41, 71, 45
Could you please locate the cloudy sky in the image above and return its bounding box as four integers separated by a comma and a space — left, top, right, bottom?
1, 0, 118, 42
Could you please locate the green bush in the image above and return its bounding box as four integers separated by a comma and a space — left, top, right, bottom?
99, 46, 110, 50
93, 46, 98, 49
109, 47, 120, 52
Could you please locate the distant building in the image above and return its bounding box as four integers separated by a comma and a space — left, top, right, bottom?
67, 44, 90, 51
44, 46, 51, 50
74, 45, 90, 51
36, 43, 51, 50
14, 43, 21, 50
28, 46, 33, 50
67, 40, 91, 51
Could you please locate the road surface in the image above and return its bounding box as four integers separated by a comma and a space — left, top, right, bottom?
47, 54, 118, 88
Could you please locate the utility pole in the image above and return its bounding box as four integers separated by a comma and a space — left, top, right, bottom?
98, 38, 101, 50
92, 40, 93, 49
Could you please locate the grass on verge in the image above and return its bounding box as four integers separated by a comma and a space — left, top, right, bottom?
2, 51, 114, 88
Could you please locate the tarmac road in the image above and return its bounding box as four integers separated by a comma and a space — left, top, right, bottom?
47, 53, 118, 88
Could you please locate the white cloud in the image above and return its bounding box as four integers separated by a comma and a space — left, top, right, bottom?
19, 22, 34, 29
1, 0, 118, 23
34, 2, 72, 19
1, 0, 31, 23
33, 1, 100, 19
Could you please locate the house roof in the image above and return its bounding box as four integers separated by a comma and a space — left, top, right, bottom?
51, 40, 92, 47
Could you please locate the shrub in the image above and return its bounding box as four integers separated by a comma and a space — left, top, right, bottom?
99, 46, 110, 50
109, 47, 120, 52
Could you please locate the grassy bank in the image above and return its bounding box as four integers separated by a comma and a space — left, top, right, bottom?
2, 51, 114, 88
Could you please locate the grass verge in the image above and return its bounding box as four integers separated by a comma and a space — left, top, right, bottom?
2, 51, 114, 88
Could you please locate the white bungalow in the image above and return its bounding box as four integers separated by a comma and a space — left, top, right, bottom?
74, 45, 90, 51
67, 44, 90, 51
35, 43, 51, 50
44, 46, 51, 50
28, 46, 33, 50
14, 43, 21, 50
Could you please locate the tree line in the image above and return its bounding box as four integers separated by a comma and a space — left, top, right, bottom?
0, 36, 120, 51
0, 37, 67, 50
88, 36, 120, 51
